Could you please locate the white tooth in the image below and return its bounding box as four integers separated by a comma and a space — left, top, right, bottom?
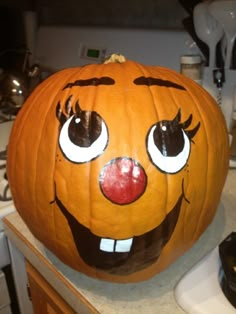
100, 238, 115, 252
115, 238, 133, 252
99, 238, 133, 253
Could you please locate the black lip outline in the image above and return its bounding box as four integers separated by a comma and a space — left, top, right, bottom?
53, 181, 187, 276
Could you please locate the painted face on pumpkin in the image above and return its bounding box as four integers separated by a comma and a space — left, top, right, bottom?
54, 76, 200, 275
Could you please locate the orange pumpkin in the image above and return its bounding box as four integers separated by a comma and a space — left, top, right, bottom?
7, 54, 229, 282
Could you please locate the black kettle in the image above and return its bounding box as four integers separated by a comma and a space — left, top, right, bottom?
219, 232, 236, 308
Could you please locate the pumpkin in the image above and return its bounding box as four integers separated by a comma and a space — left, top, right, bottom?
7, 54, 229, 283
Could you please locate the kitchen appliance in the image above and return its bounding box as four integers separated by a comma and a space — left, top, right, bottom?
0, 120, 16, 313
0, 120, 15, 234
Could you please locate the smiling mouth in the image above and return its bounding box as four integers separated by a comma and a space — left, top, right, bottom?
54, 192, 184, 275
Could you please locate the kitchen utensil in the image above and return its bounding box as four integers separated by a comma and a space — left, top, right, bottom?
193, 1, 224, 68
209, 1, 236, 69
182, 16, 209, 62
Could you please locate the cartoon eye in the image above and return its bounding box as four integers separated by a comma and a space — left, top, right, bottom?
58, 109, 108, 163
146, 110, 200, 174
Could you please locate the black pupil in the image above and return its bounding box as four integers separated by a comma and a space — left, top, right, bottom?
153, 121, 184, 157
68, 111, 102, 147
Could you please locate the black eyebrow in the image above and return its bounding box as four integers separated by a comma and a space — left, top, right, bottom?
63, 77, 115, 90
133, 76, 186, 90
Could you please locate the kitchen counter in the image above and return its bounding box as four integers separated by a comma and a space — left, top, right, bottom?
3, 170, 236, 314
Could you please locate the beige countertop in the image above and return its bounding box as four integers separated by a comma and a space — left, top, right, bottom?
3, 170, 236, 314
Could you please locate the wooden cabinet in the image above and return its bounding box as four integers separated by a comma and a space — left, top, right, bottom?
26, 261, 76, 314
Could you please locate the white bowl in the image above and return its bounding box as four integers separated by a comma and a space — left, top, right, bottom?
174, 247, 236, 314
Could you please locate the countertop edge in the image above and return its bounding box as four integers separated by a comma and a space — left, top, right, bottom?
3, 214, 100, 314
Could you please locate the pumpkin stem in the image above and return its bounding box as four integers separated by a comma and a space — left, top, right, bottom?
104, 53, 126, 64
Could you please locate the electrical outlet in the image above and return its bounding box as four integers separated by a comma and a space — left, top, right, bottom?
79, 43, 107, 61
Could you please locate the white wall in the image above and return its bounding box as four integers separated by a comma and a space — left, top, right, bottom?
35, 26, 198, 72
33, 26, 236, 139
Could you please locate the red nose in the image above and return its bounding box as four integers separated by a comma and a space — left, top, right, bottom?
99, 157, 147, 205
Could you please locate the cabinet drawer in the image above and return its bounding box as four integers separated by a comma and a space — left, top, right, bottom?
26, 262, 76, 314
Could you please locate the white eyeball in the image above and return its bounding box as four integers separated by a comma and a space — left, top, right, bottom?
146, 124, 190, 174
59, 113, 108, 163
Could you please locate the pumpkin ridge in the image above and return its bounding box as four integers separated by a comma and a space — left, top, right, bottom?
51, 67, 88, 220
188, 86, 228, 240
135, 63, 188, 239
190, 88, 211, 237
160, 74, 208, 241
164, 72, 189, 231
183, 82, 222, 241
8, 76, 58, 219
162, 72, 194, 242
120, 62, 137, 162
182, 83, 209, 241
145, 65, 180, 216
134, 62, 181, 219
152, 68, 185, 220
34, 77, 63, 229
88, 63, 109, 228
134, 62, 169, 213
33, 72, 73, 232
